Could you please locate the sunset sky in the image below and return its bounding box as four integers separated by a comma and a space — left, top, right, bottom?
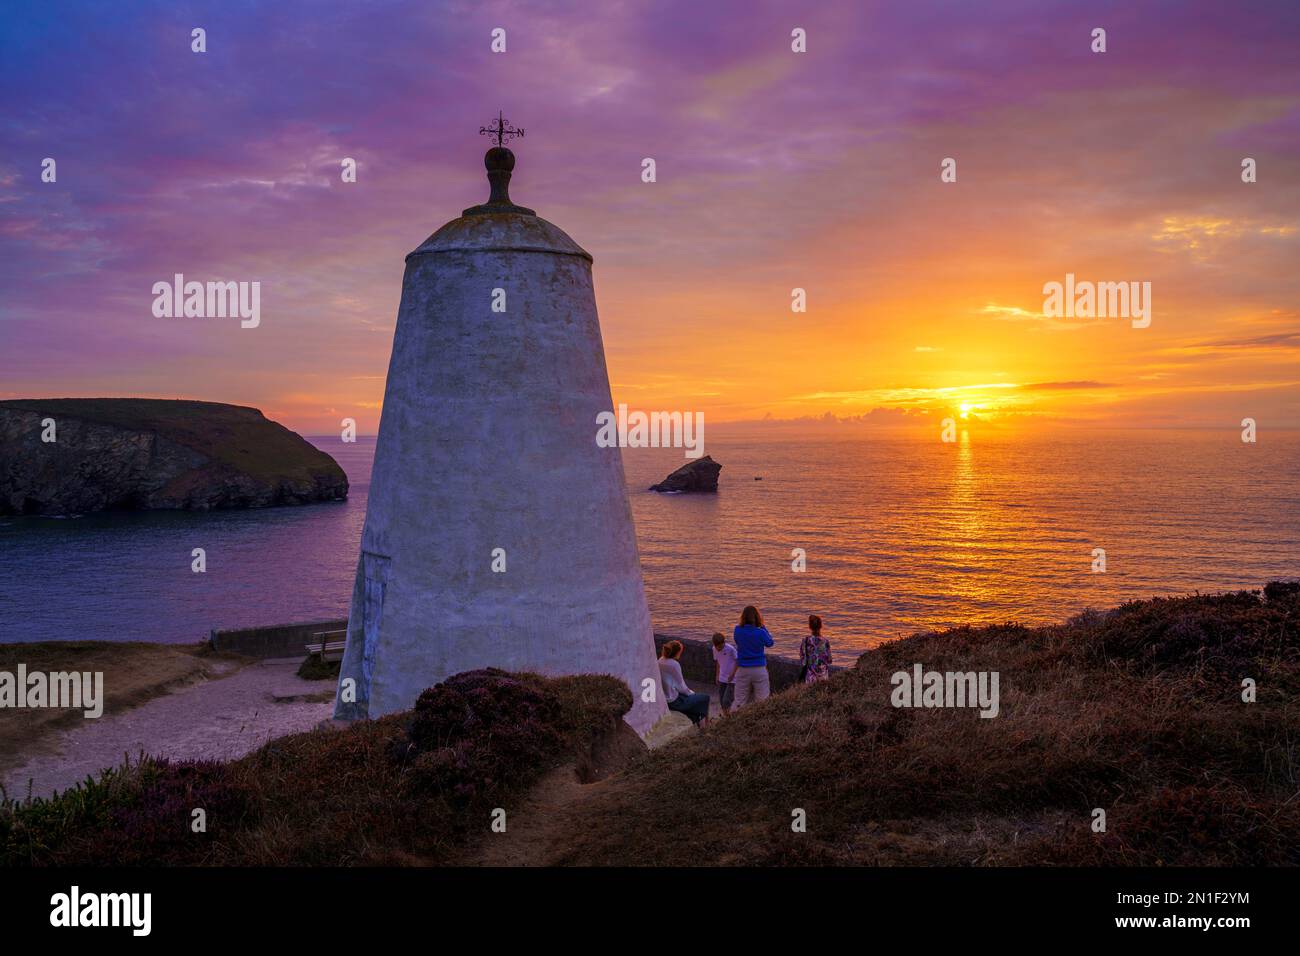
3, 0, 1298, 433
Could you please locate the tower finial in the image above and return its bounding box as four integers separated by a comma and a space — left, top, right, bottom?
464, 110, 535, 216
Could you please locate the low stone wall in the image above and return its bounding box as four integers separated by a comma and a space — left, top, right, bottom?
210, 618, 347, 658
653, 633, 804, 690
209, 620, 814, 692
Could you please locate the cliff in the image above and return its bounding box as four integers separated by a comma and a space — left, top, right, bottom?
0, 398, 348, 516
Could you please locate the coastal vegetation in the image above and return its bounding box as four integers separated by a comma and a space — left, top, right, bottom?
1, 584, 1296, 866
0, 670, 632, 865
296, 656, 341, 681
547, 582, 1300, 866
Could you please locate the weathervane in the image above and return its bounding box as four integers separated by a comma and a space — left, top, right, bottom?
464, 110, 535, 216
479, 110, 524, 148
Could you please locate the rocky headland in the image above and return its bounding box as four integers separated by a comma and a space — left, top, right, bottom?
0, 398, 348, 516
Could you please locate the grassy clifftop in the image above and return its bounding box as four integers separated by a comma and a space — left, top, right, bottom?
2, 585, 1296, 866
545, 584, 1300, 866
0, 398, 337, 487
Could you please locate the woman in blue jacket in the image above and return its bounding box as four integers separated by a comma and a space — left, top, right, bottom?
732, 605, 775, 709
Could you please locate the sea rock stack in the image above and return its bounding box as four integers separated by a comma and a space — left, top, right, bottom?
333, 136, 666, 737
649, 455, 722, 493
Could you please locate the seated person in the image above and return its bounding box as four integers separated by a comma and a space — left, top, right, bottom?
657, 640, 711, 726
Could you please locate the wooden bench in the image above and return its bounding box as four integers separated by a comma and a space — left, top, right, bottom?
304, 630, 347, 663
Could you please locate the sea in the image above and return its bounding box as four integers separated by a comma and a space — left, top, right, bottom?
1, 428, 1296, 660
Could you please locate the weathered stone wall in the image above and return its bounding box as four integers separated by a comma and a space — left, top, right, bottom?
653, 633, 805, 690
212, 621, 812, 697
210, 619, 347, 658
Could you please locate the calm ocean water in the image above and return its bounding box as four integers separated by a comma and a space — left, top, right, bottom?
1, 428, 1296, 659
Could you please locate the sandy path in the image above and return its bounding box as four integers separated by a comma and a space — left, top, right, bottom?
467, 685, 724, 866
2, 658, 334, 800
469, 764, 594, 866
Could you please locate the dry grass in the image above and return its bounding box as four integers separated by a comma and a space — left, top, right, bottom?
0, 671, 633, 866
540, 588, 1300, 866
4, 586, 1296, 866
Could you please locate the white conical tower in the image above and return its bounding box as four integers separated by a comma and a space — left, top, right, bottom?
334, 125, 666, 735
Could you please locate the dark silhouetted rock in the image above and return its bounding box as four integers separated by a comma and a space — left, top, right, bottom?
0, 398, 348, 516
649, 455, 721, 493
1264, 580, 1300, 603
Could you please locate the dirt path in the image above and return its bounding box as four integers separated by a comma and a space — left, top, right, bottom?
467, 764, 597, 866
0, 641, 213, 774
465, 687, 721, 866
2, 658, 334, 800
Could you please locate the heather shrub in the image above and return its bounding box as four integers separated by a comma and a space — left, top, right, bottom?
407, 668, 563, 751
1011, 787, 1300, 866
399, 669, 565, 806
1, 757, 258, 866
1264, 579, 1300, 603
1078, 589, 1297, 673
95, 758, 259, 865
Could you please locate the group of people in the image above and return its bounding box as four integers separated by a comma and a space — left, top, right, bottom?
656, 606, 833, 727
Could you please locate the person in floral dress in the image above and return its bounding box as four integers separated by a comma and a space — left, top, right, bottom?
799, 615, 833, 684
